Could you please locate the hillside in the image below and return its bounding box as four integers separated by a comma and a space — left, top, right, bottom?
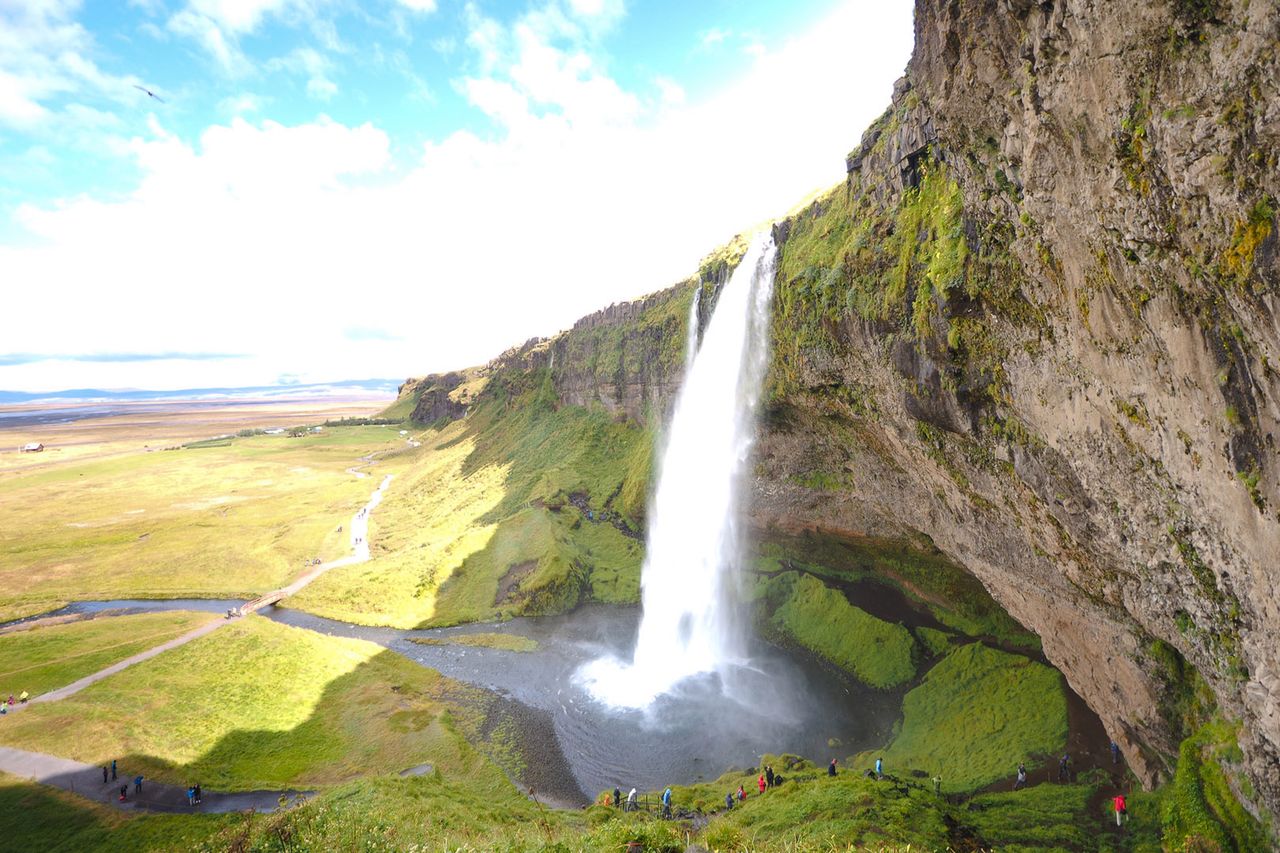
377, 0, 1280, 838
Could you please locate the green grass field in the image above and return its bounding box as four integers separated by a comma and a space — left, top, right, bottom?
878, 642, 1068, 792
0, 611, 218, 699
0, 427, 409, 621
765, 572, 918, 689
0, 616, 493, 791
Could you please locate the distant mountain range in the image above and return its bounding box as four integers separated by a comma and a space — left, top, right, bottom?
0, 378, 401, 405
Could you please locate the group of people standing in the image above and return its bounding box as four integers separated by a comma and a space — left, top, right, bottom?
0, 691, 29, 715
101, 760, 144, 803
98, 758, 202, 808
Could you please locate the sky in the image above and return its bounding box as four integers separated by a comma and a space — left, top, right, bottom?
0, 0, 914, 393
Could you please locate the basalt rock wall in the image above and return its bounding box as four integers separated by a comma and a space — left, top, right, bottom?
757, 0, 1280, 823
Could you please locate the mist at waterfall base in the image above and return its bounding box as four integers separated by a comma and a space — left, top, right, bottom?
578, 234, 777, 711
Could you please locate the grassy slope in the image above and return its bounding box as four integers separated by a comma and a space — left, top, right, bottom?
0, 611, 218, 698
0, 616, 486, 791
765, 572, 918, 689
292, 375, 648, 628
0, 427, 407, 620
0, 772, 236, 853
880, 642, 1068, 792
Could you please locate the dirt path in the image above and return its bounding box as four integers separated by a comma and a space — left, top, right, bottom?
0, 746, 307, 814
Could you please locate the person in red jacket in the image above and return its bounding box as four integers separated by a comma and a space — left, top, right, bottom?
1113, 793, 1127, 826
758, 774, 766, 794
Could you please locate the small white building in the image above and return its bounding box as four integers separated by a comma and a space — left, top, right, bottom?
21, 442, 44, 453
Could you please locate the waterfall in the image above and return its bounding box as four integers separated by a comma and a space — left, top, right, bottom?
580, 232, 777, 709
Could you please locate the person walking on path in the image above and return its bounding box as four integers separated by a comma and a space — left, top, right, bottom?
111, 759, 117, 781
725, 792, 734, 810
828, 758, 838, 777
134, 774, 143, 794
933, 775, 942, 795
1113, 793, 1127, 826
757, 774, 766, 794
194, 783, 201, 804
875, 757, 883, 779
1111, 740, 1121, 765
18, 691, 27, 703
613, 786, 621, 810
187, 786, 195, 807
1014, 763, 1027, 790
737, 784, 746, 802
102, 766, 108, 785
765, 765, 775, 788
661, 786, 672, 819
1058, 753, 1070, 782
118, 785, 127, 802
626, 787, 637, 812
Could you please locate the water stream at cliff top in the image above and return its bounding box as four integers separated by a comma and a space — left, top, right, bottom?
578, 233, 777, 709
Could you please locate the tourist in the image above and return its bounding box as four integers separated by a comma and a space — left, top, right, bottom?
1015, 763, 1027, 790
119, 785, 127, 801
1058, 753, 1070, 782
932, 775, 942, 795
757, 773, 766, 794
135, 774, 144, 794
18, 691, 27, 703
1114, 793, 1127, 826
613, 786, 622, 809
626, 787, 637, 812
5, 694, 11, 706
661, 786, 672, 818
111, 759, 117, 781
194, 783, 202, 804
875, 757, 883, 779
1, 704, 6, 716
828, 758, 838, 777
765, 765, 775, 788
725, 792, 734, 810
737, 784, 746, 802
102, 766, 108, 785
1111, 740, 1121, 765
187, 786, 196, 806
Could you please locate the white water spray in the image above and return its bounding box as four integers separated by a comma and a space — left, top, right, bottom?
581, 233, 777, 709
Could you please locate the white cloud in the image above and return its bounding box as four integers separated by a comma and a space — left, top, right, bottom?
168, 8, 246, 73
700, 26, 730, 47
395, 0, 437, 12
0, 0, 914, 392
0, 0, 141, 129
267, 47, 338, 100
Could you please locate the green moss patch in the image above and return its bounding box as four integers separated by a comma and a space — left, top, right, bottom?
769, 572, 918, 689
881, 643, 1068, 792
1163, 719, 1269, 852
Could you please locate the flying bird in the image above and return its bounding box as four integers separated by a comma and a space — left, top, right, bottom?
133, 84, 165, 103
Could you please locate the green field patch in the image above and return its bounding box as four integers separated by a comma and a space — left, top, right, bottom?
0, 427, 407, 620
410, 632, 538, 653
0, 616, 485, 791
767, 572, 918, 689
879, 642, 1068, 792
0, 611, 219, 699
963, 782, 1096, 851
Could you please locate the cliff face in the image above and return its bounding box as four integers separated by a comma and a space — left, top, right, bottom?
759, 0, 1279, 822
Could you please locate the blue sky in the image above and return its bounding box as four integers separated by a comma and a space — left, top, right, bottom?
0, 0, 913, 392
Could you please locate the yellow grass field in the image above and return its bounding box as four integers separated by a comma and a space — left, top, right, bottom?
0, 406, 413, 621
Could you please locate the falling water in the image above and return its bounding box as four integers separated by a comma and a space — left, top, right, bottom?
580, 233, 777, 709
